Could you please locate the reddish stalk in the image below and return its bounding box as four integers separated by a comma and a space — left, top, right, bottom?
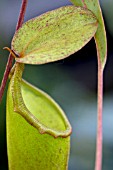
95, 61, 103, 170
0, 0, 28, 103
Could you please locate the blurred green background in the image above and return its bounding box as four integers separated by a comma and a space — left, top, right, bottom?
0, 0, 113, 169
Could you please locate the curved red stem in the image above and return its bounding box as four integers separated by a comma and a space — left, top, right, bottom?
0, 0, 28, 103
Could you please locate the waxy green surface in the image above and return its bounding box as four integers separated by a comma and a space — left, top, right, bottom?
70, 0, 107, 68
7, 63, 71, 170
11, 5, 98, 64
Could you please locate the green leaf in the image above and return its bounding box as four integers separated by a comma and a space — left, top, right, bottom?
70, 0, 107, 68
7, 63, 71, 170
11, 5, 98, 64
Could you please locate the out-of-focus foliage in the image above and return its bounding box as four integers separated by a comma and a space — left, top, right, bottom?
100, 0, 113, 36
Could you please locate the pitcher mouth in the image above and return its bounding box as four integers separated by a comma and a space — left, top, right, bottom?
12, 79, 72, 138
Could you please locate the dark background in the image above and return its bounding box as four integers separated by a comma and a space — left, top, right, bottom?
0, 0, 113, 169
